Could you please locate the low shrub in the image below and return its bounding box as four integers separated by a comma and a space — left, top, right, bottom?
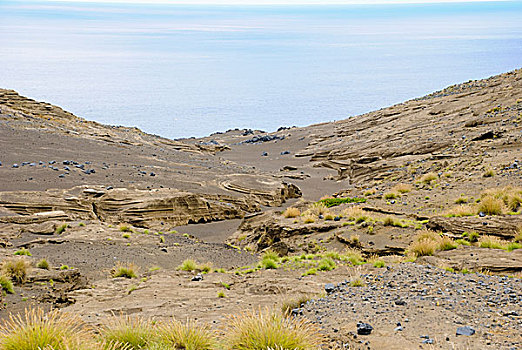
392, 183, 412, 194
444, 204, 476, 217
383, 192, 397, 200
55, 224, 68, 235
179, 259, 198, 272
437, 236, 457, 251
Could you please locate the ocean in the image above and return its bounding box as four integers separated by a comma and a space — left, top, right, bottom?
1, 1, 521, 139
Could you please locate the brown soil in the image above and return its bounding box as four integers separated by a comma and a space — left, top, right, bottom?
1, 69, 521, 349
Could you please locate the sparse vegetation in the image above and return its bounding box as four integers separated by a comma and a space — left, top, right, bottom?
14, 248, 31, 256
119, 225, 131, 232
217, 291, 226, 298
1, 259, 30, 284
157, 320, 216, 350
478, 235, 506, 250
384, 192, 397, 200
111, 262, 138, 279
302, 268, 317, 276
317, 257, 336, 271
179, 259, 198, 272
477, 196, 505, 215
223, 308, 324, 350
282, 207, 300, 218
392, 183, 412, 194
281, 294, 314, 315
55, 223, 68, 235
418, 172, 438, 184
444, 204, 476, 217
36, 259, 50, 270
0, 308, 95, 350
0, 275, 14, 294
317, 197, 366, 208
483, 167, 495, 177
100, 314, 153, 349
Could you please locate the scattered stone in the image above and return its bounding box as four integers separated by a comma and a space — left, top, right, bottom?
191, 273, 203, 281
12, 164, 18, 168
280, 151, 290, 155
356, 322, 373, 335
325, 283, 336, 294
261, 152, 268, 157
456, 326, 476, 336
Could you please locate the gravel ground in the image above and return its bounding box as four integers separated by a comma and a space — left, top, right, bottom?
301, 263, 522, 350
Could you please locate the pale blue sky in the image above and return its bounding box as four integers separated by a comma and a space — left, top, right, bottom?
13, 0, 511, 4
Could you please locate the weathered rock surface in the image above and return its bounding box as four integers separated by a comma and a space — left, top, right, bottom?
0, 182, 300, 229
428, 215, 522, 239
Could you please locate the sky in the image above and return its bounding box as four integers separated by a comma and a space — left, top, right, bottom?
9, 0, 511, 4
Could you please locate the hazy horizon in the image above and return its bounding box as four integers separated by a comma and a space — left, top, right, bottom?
1, 1, 521, 138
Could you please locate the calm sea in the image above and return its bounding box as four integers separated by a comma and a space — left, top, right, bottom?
1, 1, 521, 138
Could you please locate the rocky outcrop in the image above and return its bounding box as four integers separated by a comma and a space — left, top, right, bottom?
0, 180, 300, 230
427, 215, 522, 239
297, 69, 522, 184
419, 246, 522, 273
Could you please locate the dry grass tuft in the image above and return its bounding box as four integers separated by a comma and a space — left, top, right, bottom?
223, 308, 324, 350
157, 320, 216, 350
477, 196, 505, 215
111, 262, 138, 279
282, 207, 300, 218
343, 206, 366, 221
281, 294, 315, 316
303, 202, 330, 217
0, 308, 95, 350
418, 172, 438, 184
392, 183, 412, 194
100, 314, 154, 349
478, 235, 506, 249
1, 259, 30, 284
481, 186, 522, 212
443, 204, 476, 217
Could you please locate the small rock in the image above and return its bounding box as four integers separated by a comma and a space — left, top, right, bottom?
325, 283, 336, 294
479, 212, 486, 217
280, 151, 290, 155
394, 299, 406, 306
333, 216, 341, 221
261, 152, 268, 156
160, 247, 168, 253
456, 326, 475, 336
150, 172, 156, 177
12, 164, 19, 168
422, 339, 434, 344
191, 273, 203, 281
356, 322, 373, 335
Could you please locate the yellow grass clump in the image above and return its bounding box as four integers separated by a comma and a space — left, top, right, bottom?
477, 196, 505, 215
0, 308, 96, 350
392, 183, 412, 194
157, 320, 217, 350
481, 186, 522, 212
1, 259, 30, 284
282, 207, 300, 218
443, 204, 476, 217
223, 308, 324, 350
418, 172, 438, 184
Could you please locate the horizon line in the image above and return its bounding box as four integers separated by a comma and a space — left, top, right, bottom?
8, 0, 514, 5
